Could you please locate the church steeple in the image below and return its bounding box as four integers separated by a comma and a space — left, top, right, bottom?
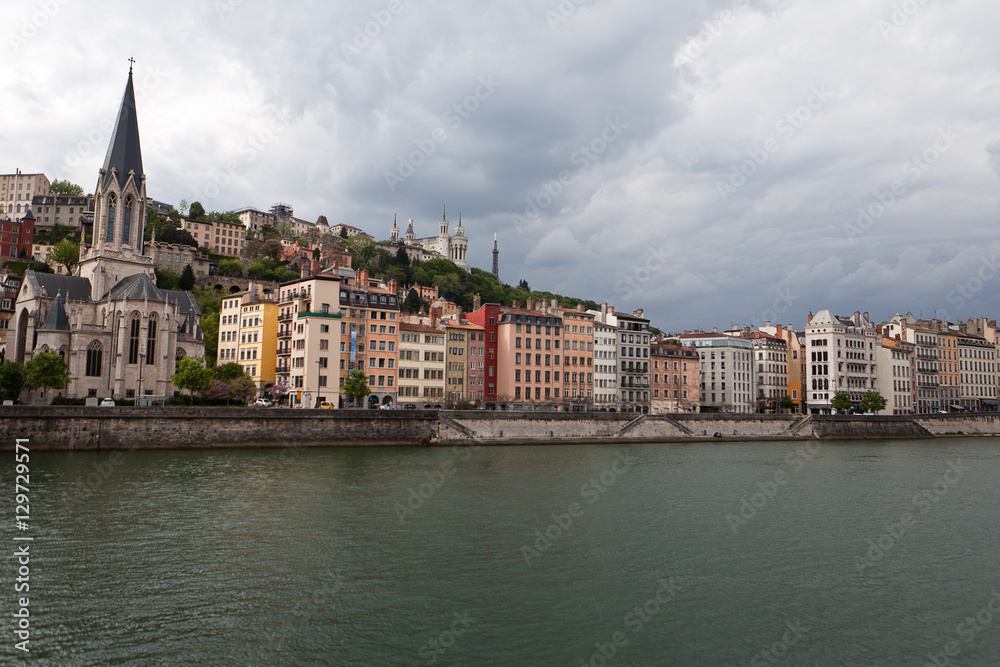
101, 68, 144, 191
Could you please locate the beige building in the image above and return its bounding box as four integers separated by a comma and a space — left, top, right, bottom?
235, 207, 277, 238
1, 171, 50, 219
182, 217, 247, 257
592, 319, 618, 409
276, 273, 343, 408
149, 241, 212, 277
957, 333, 995, 411
31, 195, 94, 228
877, 337, 914, 415
397, 322, 446, 406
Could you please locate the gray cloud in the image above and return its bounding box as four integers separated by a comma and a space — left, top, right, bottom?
3, 0, 999, 332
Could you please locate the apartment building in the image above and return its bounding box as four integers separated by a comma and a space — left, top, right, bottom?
496, 309, 565, 408
876, 337, 914, 415
677, 332, 754, 413
559, 307, 595, 410
0, 171, 49, 219
957, 333, 995, 411
746, 331, 788, 413
397, 322, 446, 406
615, 311, 652, 413
443, 321, 472, 406
149, 241, 212, 277
650, 343, 700, 413
1, 209, 34, 261
804, 310, 879, 414
275, 273, 343, 408
234, 207, 277, 238
760, 323, 806, 413
466, 301, 501, 405
217, 287, 278, 396
31, 195, 94, 229
0, 271, 21, 343
464, 323, 486, 405
336, 268, 400, 407
592, 320, 618, 409
885, 315, 940, 414
182, 217, 247, 256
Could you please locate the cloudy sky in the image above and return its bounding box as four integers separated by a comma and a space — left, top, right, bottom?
3, 0, 999, 331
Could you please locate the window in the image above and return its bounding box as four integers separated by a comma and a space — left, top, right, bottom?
146, 315, 157, 364
86, 341, 102, 377
106, 193, 116, 242
128, 313, 141, 364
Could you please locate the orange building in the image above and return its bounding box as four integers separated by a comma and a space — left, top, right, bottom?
558, 307, 594, 409
496, 309, 565, 408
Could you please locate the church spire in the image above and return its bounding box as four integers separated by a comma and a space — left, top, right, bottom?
101, 67, 144, 189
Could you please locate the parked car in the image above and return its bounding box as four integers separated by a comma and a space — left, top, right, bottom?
100, 398, 115, 407
318, 401, 335, 409
254, 398, 273, 407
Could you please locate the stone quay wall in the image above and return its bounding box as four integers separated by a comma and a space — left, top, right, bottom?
2, 408, 1000, 451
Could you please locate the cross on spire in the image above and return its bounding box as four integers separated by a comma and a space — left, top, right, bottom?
128, 57, 136, 74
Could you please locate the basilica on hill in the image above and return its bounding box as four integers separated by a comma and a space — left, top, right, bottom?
10, 67, 205, 402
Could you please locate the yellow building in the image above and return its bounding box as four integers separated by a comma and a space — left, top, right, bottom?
217, 286, 278, 397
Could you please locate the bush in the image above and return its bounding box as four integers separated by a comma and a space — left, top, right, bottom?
51, 395, 86, 405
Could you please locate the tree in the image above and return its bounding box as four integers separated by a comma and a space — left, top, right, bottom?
780, 395, 795, 413
192, 287, 222, 366
340, 227, 348, 239
179, 264, 196, 290
217, 258, 244, 277
188, 201, 206, 220
403, 288, 421, 313
171, 356, 212, 404
213, 362, 247, 383
25, 351, 70, 399
342, 369, 371, 408
178, 199, 189, 216
0, 361, 27, 402
49, 179, 84, 196
830, 392, 852, 413
229, 375, 258, 404
51, 239, 80, 274
859, 391, 888, 414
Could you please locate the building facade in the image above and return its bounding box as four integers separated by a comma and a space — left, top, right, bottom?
496, 309, 564, 409
31, 195, 94, 228
466, 301, 501, 406
397, 322, 446, 406
1, 171, 49, 219
650, 343, 700, 413
149, 241, 212, 277
275, 273, 343, 408
592, 319, 618, 409
804, 310, 879, 414
1, 209, 34, 261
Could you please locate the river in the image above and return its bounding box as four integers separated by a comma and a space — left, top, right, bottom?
2, 438, 999, 665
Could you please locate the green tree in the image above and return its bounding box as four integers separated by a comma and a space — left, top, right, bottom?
49, 179, 84, 196
171, 356, 212, 404
859, 391, 887, 414
154, 269, 179, 290
50, 239, 80, 274
213, 362, 248, 383
25, 351, 70, 399
403, 288, 421, 313
217, 258, 244, 277
188, 201, 206, 220
0, 361, 27, 402
342, 369, 371, 408
340, 227, 348, 239
780, 395, 795, 413
179, 264, 196, 290
830, 392, 853, 413
192, 287, 222, 366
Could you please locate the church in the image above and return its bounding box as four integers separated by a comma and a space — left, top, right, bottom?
10, 68, 205, 403
389, 208, 470, 271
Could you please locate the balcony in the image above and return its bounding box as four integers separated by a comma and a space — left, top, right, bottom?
275, 366, 289, 375
915, 350, 938, 360
278, 312, 293, 323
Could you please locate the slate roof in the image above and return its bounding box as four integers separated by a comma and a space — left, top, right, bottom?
39, 293, 70, 331
101, 71, 144, 189
32, 272, 92, 301
105, 273, 166, 302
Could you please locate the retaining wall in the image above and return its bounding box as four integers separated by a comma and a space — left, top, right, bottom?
2, 408, 999, 451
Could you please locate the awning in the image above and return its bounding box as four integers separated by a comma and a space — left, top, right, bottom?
950, 405, 963, 410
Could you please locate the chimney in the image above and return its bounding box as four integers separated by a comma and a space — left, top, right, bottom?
576, 303, 585, 312
712, 327, 718, 333
807, 311, 813, 323
526, 297, 534, 312
776, 324, 783, 337
551, 298, 558, 312
430, 306, 442, 328
387, 278, 398, 295
601, 302, 608, 317
608, 305, 615, 315
765, 321, 771, 328
473, 293, 481, 311
299, 262, 311, 279
854, 310, 861, 326
863, 311, 869, 323
633, 309, 644, 318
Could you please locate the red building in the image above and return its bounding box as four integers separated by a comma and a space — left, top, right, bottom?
466, 301, 501, 406
1, 208, 34, 261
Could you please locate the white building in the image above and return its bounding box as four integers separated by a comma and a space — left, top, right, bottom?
805, 310, 879, 414
876, 337, 914, 415
392, 209, 469, 271
591, 319, 618, 408
677, 332, 754, 413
